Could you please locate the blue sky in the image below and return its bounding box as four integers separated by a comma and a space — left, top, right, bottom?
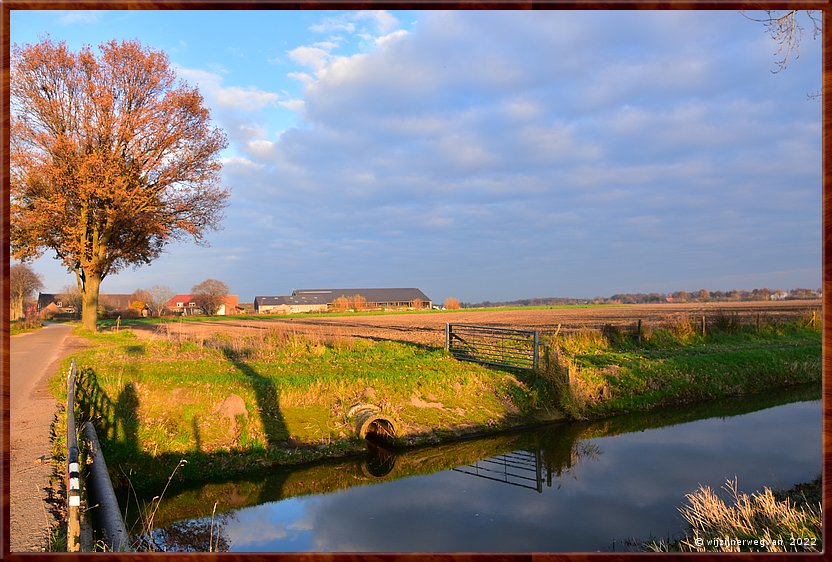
9, 10, 822, 303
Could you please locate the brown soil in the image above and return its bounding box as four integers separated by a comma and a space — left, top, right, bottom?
130, 300, 821, 348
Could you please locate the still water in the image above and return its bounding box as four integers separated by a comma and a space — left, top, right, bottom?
140, 386, 821, 552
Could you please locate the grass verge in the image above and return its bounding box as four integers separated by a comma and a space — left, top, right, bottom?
540, 316, 821, 419
53, 326, 561, 492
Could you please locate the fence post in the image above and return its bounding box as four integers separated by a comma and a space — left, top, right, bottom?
66, 359, 81, 552
637, 319, 643, 343
533, 330, 540, 370
701, 315, 706, 337
445, 323, 450, 352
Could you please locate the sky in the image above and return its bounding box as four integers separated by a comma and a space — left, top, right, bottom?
8, 10, 823, 303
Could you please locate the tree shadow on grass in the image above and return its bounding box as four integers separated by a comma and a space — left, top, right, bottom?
220, 347, 288, 447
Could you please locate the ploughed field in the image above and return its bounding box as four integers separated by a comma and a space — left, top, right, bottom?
133, 300, 821, 348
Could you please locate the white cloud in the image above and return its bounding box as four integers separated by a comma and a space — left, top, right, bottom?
309, 10, 399, 37
246, 139, 275, 157
57, 11, 103, 25
216, 11, 819, 301
288, 45, 332, 70
279, 99, 305, 112
309, 16, 355, 34
214, 86, 279, 111
176, 67, 280, 112
375, 29, 409, 48
220, 156, 262, 169
354, 10, 400, 34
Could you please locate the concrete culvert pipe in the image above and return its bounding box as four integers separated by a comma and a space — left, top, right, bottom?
349, 404, 398, 442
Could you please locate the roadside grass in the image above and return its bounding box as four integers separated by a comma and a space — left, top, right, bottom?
52, 312, 820, 493
54, 327, 559, 490
541, 315, 821, 419
646, 476, 822, 552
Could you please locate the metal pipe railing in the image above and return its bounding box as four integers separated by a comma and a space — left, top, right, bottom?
83, 422, 131, 551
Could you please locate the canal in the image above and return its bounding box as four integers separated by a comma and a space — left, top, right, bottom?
127, 385, 821, 552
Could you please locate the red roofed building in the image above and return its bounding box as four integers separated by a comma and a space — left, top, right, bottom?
164, 294, 240, 316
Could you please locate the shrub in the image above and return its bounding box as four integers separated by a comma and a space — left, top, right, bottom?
444, 297, 461, 310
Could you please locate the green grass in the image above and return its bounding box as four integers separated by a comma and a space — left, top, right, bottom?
53, 314, 820, 493
542, 319, 821, 419
55, 327, 561, 490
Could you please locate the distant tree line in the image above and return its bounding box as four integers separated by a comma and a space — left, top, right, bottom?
462, 287, 821, 308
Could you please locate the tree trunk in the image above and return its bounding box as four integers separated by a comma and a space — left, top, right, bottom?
81, 275, 102, 332
11, 295, 24, 321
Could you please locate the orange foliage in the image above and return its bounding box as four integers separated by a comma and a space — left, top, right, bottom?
10, 38, 228, 330
444, 297, 461, 310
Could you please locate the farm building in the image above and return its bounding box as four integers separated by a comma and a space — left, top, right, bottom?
164, 294, 240, 316
254, 294, 330, 315
37, 293, 141, 317
254, 288, 432, 314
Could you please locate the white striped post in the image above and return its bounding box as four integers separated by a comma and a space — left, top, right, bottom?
66, 359, 81, 552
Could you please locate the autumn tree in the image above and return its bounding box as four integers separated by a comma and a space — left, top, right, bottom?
191, 279, 229, 316
10, 262, 44, 321
444, 297, 461, 310
129, 288, 152, 316
331, 296, 350, 312
350, 294, 368, 311
10, 38, 229, 331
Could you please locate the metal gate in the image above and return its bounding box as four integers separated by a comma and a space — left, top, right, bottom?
445, 323, 540, 371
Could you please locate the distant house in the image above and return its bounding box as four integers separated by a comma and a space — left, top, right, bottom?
37, 293, 74, 316
164, 294, 240, 316
254, 288, 432, 314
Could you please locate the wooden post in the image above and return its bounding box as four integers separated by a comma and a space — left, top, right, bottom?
637, 319, 643, 344
445, 323, 450, 352
66, 359, 81, 552
701, 315, 706, 337
533, 330, 540, 370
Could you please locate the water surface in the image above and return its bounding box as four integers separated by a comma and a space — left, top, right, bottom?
141, 386, 821, 552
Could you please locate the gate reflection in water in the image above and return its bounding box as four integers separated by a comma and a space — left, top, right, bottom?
142, 385, 821, 552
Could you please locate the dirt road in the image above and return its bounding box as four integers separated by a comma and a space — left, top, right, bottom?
9, 324, 86, 552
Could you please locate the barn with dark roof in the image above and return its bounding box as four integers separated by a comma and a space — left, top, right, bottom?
254, 288, 432, 314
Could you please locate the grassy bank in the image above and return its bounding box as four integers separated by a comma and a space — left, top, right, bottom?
54, 327, 560, 490
53, 315, 820, 492
541, 316, 821, 419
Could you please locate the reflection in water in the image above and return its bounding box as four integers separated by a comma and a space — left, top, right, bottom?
144, 385, 820, 552
454, 450, 545, 493
364, 441, 397, 478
